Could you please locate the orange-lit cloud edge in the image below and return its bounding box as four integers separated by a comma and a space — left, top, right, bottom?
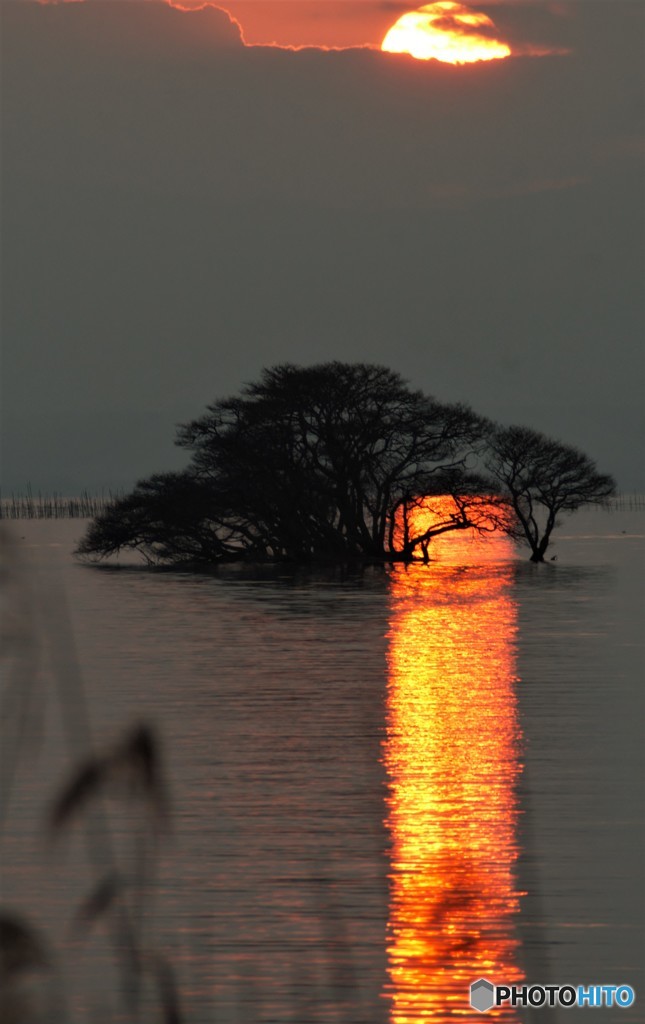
174, 0, 569, 60
41, 0, 569, 63
171, 1, 378, 53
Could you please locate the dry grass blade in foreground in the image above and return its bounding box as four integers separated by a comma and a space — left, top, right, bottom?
1, 528, 377, 1023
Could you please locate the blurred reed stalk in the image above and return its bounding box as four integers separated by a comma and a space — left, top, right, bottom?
1, 526, 375, 1024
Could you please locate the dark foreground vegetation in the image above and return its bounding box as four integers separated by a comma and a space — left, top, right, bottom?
78, 363, 615, 565
1, 532, 365, 1023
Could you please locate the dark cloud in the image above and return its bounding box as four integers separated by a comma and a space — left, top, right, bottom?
1, 2, 643, 491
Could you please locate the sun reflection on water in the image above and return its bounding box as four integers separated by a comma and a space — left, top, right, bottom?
384, 500, 524, 1021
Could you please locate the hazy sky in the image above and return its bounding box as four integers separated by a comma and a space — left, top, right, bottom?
1, 1, 643, 493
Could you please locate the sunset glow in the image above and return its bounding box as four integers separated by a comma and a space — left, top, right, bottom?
382, 2, 512, 64
385, 501, 524, 1019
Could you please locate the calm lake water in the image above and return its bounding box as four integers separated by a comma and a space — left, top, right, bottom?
1, 509, 643, 1023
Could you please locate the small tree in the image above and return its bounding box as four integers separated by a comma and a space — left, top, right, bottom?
484, 425, 615, 562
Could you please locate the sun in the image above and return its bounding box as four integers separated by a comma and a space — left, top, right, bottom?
382, 1, 511, 64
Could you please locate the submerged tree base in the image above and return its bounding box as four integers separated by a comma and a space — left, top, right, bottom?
80, 545, 461, 573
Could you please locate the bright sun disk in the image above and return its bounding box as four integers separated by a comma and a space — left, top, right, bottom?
382, 1, 511, 64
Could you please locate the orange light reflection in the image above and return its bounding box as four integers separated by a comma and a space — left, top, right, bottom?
384, 499, 524, 1021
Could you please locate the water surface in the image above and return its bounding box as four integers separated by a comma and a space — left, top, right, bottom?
1, 509, 643, 1022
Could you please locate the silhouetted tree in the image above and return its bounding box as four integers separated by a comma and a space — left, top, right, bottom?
174, 363, 490, 561
77, 472, 242, 565
79, 363, 491, 564
78, 365, 616, 567
484, 425, 615, 562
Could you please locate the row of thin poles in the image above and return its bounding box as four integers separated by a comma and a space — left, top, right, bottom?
0, 489, 120, 520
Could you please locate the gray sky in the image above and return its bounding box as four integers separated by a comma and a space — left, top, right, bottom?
1, 1, 643, 493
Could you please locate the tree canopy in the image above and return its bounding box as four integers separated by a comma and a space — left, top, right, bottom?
77, 362, 616, 566
483, 425, 615, 562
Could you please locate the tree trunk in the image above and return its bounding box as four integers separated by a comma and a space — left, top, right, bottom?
529, 534, 551, 562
